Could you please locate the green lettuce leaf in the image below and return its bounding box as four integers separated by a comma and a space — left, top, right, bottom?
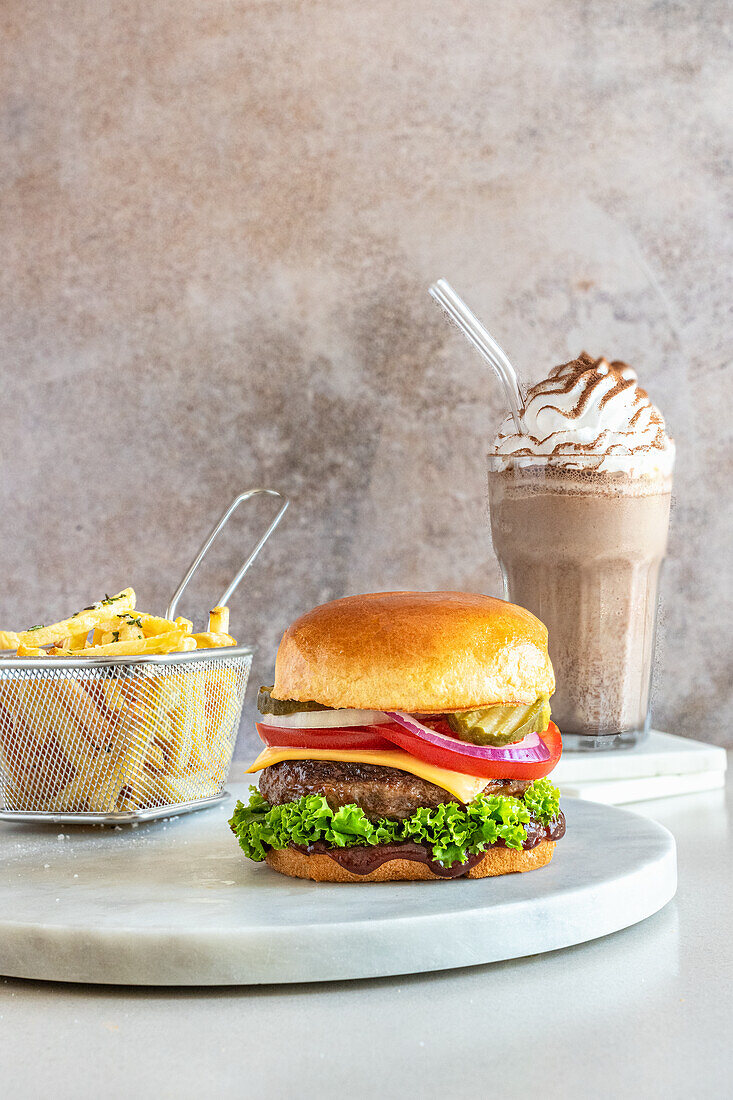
229, 778, 561, 868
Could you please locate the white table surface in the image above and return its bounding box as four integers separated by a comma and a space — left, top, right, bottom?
1, 757, 731, 1100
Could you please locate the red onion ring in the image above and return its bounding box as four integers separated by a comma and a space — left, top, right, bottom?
383, 711, 551, 764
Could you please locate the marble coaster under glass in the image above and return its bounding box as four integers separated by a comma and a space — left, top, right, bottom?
553, 729, 727, 804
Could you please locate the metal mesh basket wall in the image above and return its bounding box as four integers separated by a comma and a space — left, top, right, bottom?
0, 647, 253, 823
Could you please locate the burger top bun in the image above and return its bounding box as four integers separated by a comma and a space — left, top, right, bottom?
272, 591, 555, 712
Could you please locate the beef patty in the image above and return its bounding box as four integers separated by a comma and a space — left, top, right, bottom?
259, 759, 531, 821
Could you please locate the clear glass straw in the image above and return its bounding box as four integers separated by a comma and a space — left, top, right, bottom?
429, 279, 526, 434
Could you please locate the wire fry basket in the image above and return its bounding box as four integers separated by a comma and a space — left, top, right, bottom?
0, 489, 288, 824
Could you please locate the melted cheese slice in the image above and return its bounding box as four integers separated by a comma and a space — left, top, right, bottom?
246, 746, 488, 804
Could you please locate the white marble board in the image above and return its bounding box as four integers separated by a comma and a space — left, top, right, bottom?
0, 783, 676, 986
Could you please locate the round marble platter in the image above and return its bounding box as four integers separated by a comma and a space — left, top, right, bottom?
0, 782, 676, 985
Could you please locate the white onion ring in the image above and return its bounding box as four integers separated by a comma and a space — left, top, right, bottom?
257, 708, 388, 729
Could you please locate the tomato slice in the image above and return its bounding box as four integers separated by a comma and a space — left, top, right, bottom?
256, 722, 393, 751
374, 719, 563, 780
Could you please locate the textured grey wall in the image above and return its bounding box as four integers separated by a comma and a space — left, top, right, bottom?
1, 2, 731, 753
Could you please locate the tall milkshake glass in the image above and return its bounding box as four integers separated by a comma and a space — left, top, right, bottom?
488, 354, 675, 751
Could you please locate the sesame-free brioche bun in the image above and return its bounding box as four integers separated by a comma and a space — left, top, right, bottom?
265, 841, 556, 882
272, 591, 554, 712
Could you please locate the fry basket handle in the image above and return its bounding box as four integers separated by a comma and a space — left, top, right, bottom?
165, 489, 289, 621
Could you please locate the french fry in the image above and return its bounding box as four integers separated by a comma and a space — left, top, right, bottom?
87, 756, 130, 813
76, 638, 146, 657
77, 629, 187, 657
184, 676, 208, 773
163, 708, 193, 775
53, 754, 129, 813
149, 671, 201, 775
135, 677, 178, 775
133, 613, 179, 637
151, 630, 192, 655
207, 606, 229, 634
51, 772, 95, 813
0, 681, 95, 808
117, 771, 157, 811
0, 738, 25, 808
94, 677, 136, 715
144, 740, 167, 773
14, 679, 99, 774
0, 740, 68, 808
67, 632, 89, 652
94, 612, 144, 637
205, 667, 243, 749
174, 616, 193, 633
153, 673, 184, 714
0, 687, 71, 803
190, 632, 236, 649
0, 630, 19, 650
91, 618, 144, 646
205, 665, 238, 711
146, 769, 221, 805
52, 678, 123, 751
17, 588, 136, 648
118, 622, 145, 643
15, 644, 44, 657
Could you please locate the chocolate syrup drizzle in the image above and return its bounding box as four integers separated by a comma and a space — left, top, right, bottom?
495, 352, 669, 460
292, 812, 566, 878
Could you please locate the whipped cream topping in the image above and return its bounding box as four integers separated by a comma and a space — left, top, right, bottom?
492, 352, 675, 477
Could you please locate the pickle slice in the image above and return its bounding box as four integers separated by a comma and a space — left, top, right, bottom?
446, 695, 551, 746
257, 685, 331, 716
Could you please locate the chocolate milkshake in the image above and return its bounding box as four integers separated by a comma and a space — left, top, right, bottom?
488, 353, 674, 749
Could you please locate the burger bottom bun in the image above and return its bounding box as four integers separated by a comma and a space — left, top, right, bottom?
265, 841, 556, 883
